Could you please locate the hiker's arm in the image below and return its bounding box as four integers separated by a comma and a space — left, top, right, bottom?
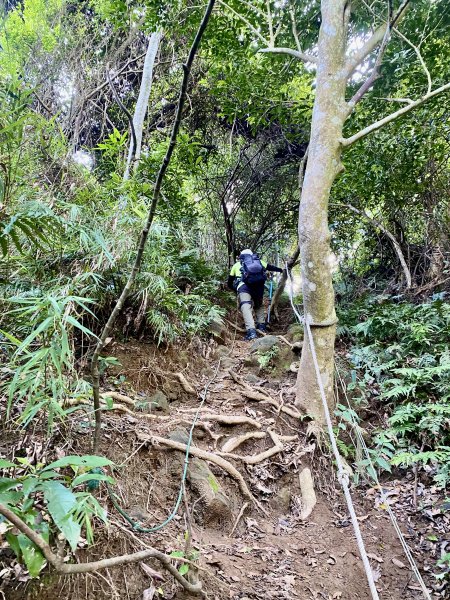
227, 275, 236, 290
266, 264, 283, 273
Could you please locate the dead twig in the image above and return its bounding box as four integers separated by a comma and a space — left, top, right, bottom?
230, 502, 249, 537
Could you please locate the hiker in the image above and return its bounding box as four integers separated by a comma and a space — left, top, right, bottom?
228, 249, 283, 340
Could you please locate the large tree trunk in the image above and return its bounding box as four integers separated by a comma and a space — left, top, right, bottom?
295, 0, 349, 424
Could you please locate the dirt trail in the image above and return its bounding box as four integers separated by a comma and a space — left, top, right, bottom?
5, 329, 432, 600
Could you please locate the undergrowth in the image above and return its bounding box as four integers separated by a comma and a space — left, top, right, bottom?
337, 294, 450, 489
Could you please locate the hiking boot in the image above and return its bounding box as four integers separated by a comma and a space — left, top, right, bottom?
256, 323, 267, 332
244, 328, 258, 341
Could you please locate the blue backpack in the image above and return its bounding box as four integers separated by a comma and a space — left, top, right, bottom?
240, 253, 266, 285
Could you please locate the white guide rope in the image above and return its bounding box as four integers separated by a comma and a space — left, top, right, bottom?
335, 365, 432, 600
285, 264, 380, 600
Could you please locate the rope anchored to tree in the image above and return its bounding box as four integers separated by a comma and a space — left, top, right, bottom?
285, 263, 381, 600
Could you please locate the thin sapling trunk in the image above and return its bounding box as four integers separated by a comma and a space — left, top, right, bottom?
90, 0, 216, 453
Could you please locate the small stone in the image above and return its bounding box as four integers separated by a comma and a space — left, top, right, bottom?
169, 428, 190, 444
148, 390, 169, 412
251, 335, 280, 353
272, 486, 292, 512
286, 323, 304, 343
214, 346, 230, 359
220, 357, 236, 369
243, 355, 260, 367
208, 318, 227, 345
243, 373, 261, 384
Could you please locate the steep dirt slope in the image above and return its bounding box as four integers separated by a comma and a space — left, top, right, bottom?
3, 331, 437, 600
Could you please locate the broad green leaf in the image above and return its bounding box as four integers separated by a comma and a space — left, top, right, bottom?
0, 477, 20, 492
18, 535, 47, 577
0, 491, 23, 504
22, 477, 39, 498
5, 532, 21, 558
43, 481, 80, 551
43, 455, 113, 471
64, 315, 96, 338
178, 563, 189, 576
0, 459, 16, 468
71, 473, 114, 487
375, 456, 392, 472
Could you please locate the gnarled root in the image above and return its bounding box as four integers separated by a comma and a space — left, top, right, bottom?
221, 432, 266, 453
229, 371, 301, 419
136, 432, 266, 514
175, 372, 196, 395
218, 431, 297, 465
100, 391, 135, 406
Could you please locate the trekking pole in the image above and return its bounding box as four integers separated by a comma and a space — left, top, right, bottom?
267, 275, 274, 324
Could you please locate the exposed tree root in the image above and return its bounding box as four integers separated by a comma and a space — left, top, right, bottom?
218, 431, 297, 465
136, 432, 266, 513
175, 372, 197, 395
64, 399, 170, 420
201, 414, 263, 428
177, 410, 263, 429
299, 467, 317, 520
276, 335, 294, 349
100, 391, 135, 406
223, 320, 291, 346
229, 371, 301, 419
221, 431, 266, 453
0, 503, 203, 595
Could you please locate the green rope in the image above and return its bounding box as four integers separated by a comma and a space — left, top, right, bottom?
106, 358, 223, 533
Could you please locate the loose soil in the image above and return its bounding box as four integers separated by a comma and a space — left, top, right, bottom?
1, 319, 446, 600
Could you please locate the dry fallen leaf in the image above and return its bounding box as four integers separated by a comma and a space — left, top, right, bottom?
142, 585, 156, 600
392, 558, 406, 569
367, 553, 384, 563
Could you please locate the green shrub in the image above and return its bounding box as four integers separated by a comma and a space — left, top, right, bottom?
338, 295, 450, 488
0, 455, 112, 577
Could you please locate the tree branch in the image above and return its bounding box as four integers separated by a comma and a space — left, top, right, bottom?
90, 0, 217, 453
217, 0, 316, 64
394, 28, 432, 94
341, 203, 412, 288
341, 82, 450, 147
289, 8, 302, 54
258, 46, 317, 63
217, 0, 266, 44
344, 0, 410, 77
107, 68, 137, 168
348, 5, 392, 108
0, 503, 202, 593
